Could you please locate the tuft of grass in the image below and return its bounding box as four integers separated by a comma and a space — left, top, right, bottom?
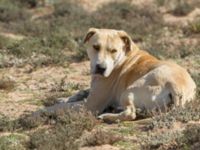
0, 115, 19, 132
172, 0, 193, 16
0, 133, 28, 150
42, 92, 71, 107
0, 76, 15, 91
0, 0, 29, 23
0, 35, 17, 50
42, 81, 84, 107
187, 19, 200, 34
156, 0, 193, 16
174, 124, 200, 149
17, 0, 38, 8
112, 122, 139, 136
115, 140, 140, 150
141, 130, 182, 149
81, 130, 122, 147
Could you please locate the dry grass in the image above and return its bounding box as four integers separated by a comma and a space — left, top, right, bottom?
81, 130, 122, 147
0, 76, 15, 91
0, 108, 97, 150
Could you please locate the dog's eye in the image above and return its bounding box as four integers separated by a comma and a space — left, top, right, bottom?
93, 45, 100, 51
110, 49, 117, 53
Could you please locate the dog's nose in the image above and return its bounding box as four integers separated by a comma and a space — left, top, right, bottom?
95, 64, 106, 75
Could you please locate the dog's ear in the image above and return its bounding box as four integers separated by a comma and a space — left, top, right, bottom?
118, 31, 133, 52
83, 28, 97, 43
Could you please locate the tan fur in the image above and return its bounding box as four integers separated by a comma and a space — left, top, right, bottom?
84, 28, 196, 122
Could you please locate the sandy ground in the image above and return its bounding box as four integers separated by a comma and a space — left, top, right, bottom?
0, 61, 90, 118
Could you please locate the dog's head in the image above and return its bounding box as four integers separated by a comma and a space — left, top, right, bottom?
84, 28, 136, 77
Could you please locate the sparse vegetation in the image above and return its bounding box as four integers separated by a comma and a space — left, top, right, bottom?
148, 100, 200, 130
188, 19, 200, 34
143, 123, 200, 150
171, 0, 193, 16
0, 108, 97, 150
26, 108, 96, 150
0, 0, 29, 23
81, 130, 122, 147
174, 124, 200, 149
0, 133, 28, 150
0, 114, 18, 132
0, 0, 199, 149
0, 77, 15, 91
156, 0, 194, 16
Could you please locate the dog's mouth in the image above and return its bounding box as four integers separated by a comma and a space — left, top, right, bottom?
95, 69, 105, 76
94, 64, 106, 76
93, 71, 105, 77
92, 70, 106, 77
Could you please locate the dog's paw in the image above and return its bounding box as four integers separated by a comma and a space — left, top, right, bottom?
97, 115, 104, 120
97, 114, 120, 123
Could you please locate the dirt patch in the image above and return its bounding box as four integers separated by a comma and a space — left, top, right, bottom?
163, 8, 200, 27
0, 61, 90, 118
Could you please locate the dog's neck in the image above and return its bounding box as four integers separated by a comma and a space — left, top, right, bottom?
115, 44, 140, 70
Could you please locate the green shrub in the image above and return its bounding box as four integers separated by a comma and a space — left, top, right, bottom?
187, 19, 200, 34
146, 124, 200, 149
0, 35, 11, 49
172, 0, 193, 16
0, 134, 27, 150
5, 29, 76, 65
0, 0, 29, 22
17, 0, 38, 8
156, 0, 193, 16
175, 124, 200, 149
142, 130, 182, 149
82, 130, 122, 147
42, 91, 72, 107
0, 115, 19, 132
25, 108, 96, 150
148, 100, 200, 130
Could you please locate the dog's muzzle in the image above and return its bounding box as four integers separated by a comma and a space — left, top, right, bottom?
95, 63, 106, 75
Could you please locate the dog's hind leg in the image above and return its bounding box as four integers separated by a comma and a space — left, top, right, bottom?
98, 92, 136, 122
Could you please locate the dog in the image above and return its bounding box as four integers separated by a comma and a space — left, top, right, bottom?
83, 28, 196, 122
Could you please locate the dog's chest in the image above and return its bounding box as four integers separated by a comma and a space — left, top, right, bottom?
91, 76, 126, 105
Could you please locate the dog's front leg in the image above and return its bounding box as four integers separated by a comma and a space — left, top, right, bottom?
85, 94, 108, 115
98, 107, 136, 123
98, 92, 136, 122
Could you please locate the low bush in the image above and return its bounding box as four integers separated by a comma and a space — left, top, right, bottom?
0, 134, 27, 150
82, 130, 122, 147
26, 108, 96, 150
0, 0, 29, 23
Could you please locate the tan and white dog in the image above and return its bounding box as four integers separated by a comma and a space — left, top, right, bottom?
83, 28, 196, 122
